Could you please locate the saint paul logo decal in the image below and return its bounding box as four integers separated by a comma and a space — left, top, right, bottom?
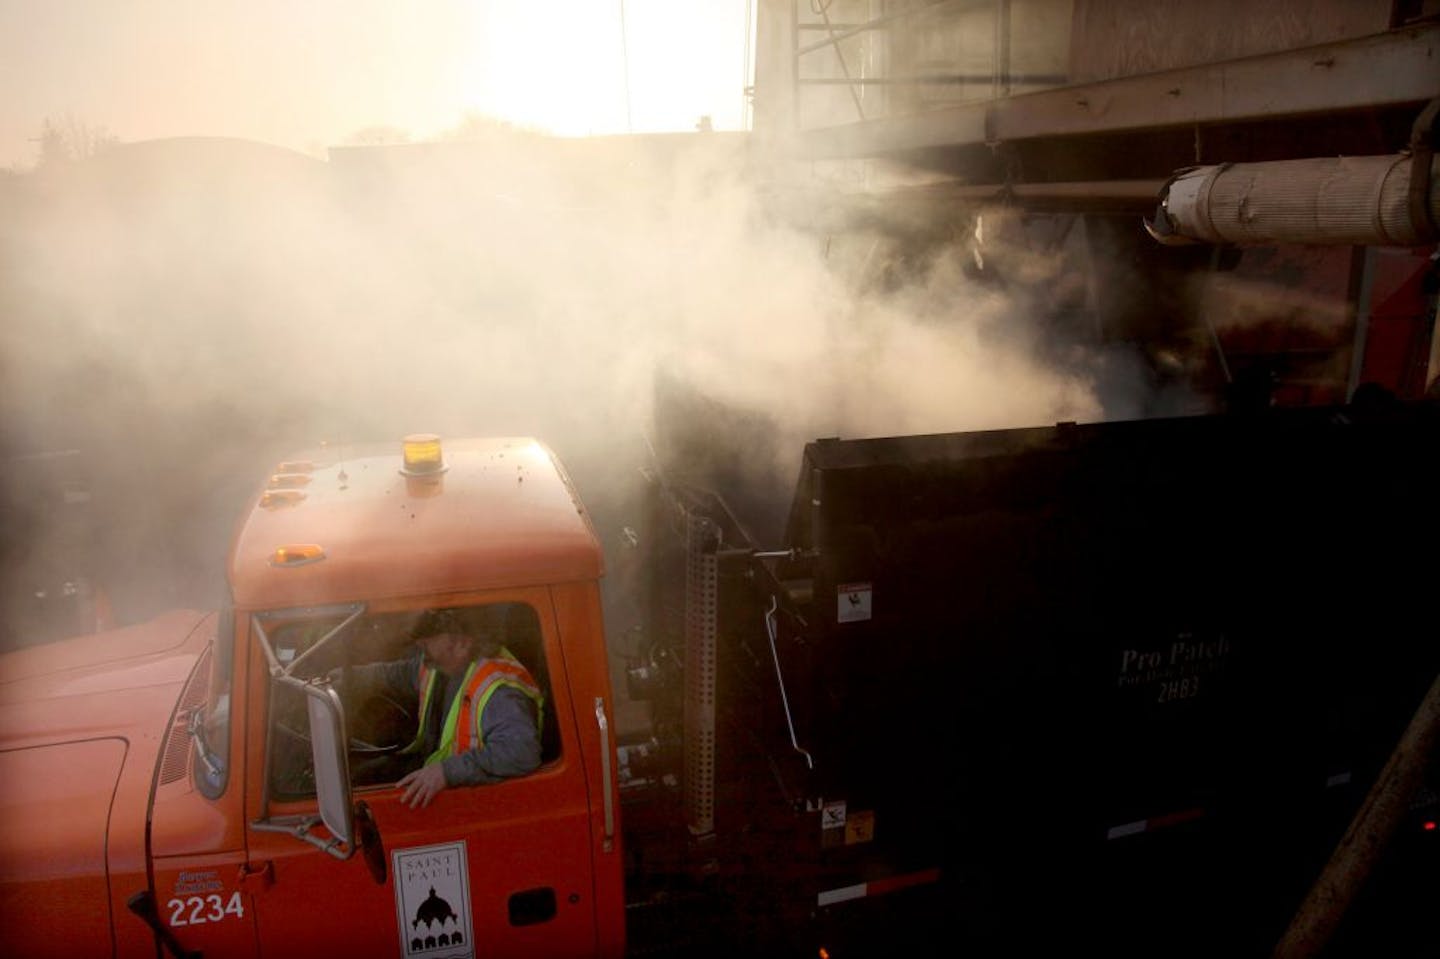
392, 841, 474, 958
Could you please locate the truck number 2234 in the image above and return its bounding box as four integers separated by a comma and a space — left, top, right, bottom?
167, 892, 246, 926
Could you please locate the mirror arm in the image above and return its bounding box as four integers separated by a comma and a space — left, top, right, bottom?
251, 815, 353, 861
286, 605, 366, 678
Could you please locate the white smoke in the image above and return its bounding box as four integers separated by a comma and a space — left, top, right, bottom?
0, 129, 1122, 635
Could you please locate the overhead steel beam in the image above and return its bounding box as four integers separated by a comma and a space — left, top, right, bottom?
798, 74, 1069, 86
797, 23, 1440, 160
770, 178, 1166, 237
794, 0, 971, 57
839, 177, 1165, 211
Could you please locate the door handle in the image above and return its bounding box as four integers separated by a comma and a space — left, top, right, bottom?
594, 697, 615, 853
237, 860, 274, 892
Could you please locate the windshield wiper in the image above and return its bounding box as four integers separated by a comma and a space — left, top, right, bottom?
187, 707, 222, 778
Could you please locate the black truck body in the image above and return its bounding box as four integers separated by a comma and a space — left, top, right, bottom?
621, 390, 1440, 956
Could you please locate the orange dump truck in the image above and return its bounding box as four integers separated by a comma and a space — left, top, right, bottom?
2, 408, 1438, 958
0, 436, 625, 959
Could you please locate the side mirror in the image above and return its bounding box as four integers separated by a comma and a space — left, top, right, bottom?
255, 674, 386, 872
305, 682, 354, 847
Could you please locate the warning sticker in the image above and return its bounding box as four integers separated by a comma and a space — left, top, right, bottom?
845, 810, 875, 845
837, 583, 872, 623
392, 841, 474, 959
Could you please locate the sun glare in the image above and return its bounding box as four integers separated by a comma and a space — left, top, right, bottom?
461, 0, 751, 137
0, 1, 755, 165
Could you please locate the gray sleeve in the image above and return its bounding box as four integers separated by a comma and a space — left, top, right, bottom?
339, 654, 419, 708
440, 686, 542, 787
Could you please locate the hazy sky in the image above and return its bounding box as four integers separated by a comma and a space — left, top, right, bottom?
0, 0, 753, 168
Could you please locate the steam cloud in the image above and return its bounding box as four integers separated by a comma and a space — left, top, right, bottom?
0, 130, 1120, 638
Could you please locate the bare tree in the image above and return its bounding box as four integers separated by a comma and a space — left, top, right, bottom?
34, 115, 118, 168
440, 112, 531, 141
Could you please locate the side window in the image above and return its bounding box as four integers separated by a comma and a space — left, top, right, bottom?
263, 601, 557, 801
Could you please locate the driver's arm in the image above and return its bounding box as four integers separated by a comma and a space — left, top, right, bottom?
333, 652, 421, 707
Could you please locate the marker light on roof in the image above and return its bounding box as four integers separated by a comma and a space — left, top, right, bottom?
259, 490, 306, 509
267, 473, 312, 489
401, 433, 446, 475
269, 544, 325, 567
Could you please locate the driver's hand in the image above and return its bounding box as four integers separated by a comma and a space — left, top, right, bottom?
323, 667, 350, 704
398, 763, 448, 809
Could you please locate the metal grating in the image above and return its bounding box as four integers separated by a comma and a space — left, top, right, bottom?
158, 647, 212, 786
683, 511, 718, 839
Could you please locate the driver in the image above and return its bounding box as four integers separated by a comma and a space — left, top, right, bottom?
341, 608, 543, 808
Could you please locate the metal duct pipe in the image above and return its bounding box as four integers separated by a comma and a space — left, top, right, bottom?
1146, 154, 1440, 247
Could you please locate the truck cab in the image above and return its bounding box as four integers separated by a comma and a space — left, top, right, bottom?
0, 435, 626, 959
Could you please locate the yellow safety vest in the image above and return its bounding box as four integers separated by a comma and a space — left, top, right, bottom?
404, 649, 543, 766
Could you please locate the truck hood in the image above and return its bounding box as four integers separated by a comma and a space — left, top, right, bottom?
0, 609, 214, 751
0, 610, 215, 955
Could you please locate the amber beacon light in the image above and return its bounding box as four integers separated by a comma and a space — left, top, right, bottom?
401, 433, 446, 475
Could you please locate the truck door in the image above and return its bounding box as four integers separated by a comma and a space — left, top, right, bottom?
241, 593, 601, 958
